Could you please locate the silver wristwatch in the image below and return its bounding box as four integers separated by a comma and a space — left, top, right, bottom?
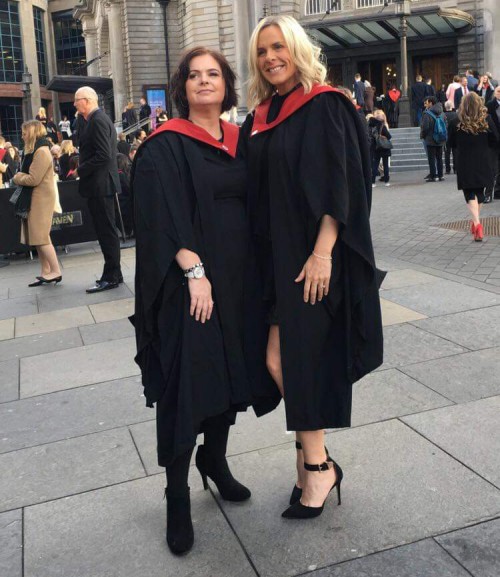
183, 262, 205, 279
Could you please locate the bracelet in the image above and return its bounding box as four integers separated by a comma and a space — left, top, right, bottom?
312, 251, 332, 261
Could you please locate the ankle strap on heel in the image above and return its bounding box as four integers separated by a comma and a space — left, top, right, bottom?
304, 455, 333, 473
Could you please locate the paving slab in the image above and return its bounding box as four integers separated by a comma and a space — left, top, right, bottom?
37, 283, 133, 313
309, 538, 471, 577
79, 317, 135, 345
381, 280, 500, 317
15, 305, 95, 337
128, 420, 161, 475
0, 295, 37, 320
0, 376, 149, 453
0, 285, 8, 300
412, 305, 500, 351
89, 297, 135, 323
380, 268, 441, 291
0, 428, 145, 512
351, 368, 452, 426
0, 358, 18, 403
20, 336, 139, 397
402, 397, 500, 487
0, 509, 22, 577
0, 318, 14, 341
380, 298, 427, 326
401, 347, 500, 403
24, 474, 257, 577
217, 420, 500, 576
380, 324, 466, 370
436, 518, 500, 577
0, 327, 82, 363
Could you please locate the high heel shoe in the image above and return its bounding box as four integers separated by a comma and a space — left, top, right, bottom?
474, 223, 484, 242
165, 488, 194, 555
282, 456, 343, 519
470, 221, 476, 236
195, 445, 251, 502
289, 442, 330, 505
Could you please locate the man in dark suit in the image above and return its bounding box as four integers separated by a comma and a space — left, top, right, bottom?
353, 73, 365, 109
139, 97, 152, 133
454, 76, 469, 110
74, 86, 123, 293
411, 75, 427, 126
486, 86, 500, 201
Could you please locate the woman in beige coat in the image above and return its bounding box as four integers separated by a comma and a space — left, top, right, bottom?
14, 120, 62, 286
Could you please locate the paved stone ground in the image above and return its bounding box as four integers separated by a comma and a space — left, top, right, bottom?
1, 170, 499, 577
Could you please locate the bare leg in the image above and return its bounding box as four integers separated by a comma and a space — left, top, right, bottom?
266, 325, 305, 490
36, 244, 61, 279
467, 198, 480, 225
300, 430, 337, 507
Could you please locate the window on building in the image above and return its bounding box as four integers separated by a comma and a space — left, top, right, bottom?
52, 10, 87, 76
0, 0, 24, 83
0, 97, 23, 147
33, 7, 48, 86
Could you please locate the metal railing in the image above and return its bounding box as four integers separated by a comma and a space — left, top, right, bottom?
305, 0, 342, 16
357, 0, 396, 7
118, 117, 152, 137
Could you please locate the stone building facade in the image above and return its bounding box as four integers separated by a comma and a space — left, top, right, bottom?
1, 0, 499, 140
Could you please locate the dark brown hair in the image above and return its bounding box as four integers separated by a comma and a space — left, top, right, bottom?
170, 47, 238, 119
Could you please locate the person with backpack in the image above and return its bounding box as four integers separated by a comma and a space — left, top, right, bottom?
421, 96, 448, 182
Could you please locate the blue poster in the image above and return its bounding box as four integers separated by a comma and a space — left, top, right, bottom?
146, 89, 167, 112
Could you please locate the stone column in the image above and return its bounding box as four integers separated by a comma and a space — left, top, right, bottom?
105, 0, 126, 121
81, 25, 99, 77
19, 0, 40, 119
484, 0, 500, 82
234, 0, 252, 112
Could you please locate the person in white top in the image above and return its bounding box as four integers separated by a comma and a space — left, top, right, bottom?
58, 116, 72, 140
446, 75, 462, 107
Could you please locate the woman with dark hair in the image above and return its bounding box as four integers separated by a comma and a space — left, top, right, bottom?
448, 91, 499, 241
131, 47, 278, 555
243, 15, 383, 520
66, 155, 79, 180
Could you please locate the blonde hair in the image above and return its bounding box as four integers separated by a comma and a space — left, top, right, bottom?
60, 139, 75, 155
374, 109, 389, 129
247, 15, 327, 110
126, 102, 135, 110
38, 107, 47, 118
21, 120, 47, 153
458, 92, 489, 134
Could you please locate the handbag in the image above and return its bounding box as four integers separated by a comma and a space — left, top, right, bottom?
375, 134, 393, 151
8, 186, 23, 206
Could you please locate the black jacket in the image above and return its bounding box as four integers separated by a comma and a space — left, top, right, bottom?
139, 104, 151, 121
447, 116, 499, 189
420, 103, 447, 146
476, 85, 494, 104
368, 117, 392, 156
411, 81, 427, 109
77, 108, 121, 198
354, 80, 365, 107
486, 99, 500, 136
454, 86, 469, 110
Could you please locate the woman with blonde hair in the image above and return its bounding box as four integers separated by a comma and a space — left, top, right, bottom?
448, 91, 499, 241
59, 139, 78, 181
369, 108, 392, 187
35, 107, 47, 128
243, 15, 383, 519
13, 120, 62, 286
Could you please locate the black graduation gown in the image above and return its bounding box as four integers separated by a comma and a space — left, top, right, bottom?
242, 85, 384, 431
131, 119, 280, 466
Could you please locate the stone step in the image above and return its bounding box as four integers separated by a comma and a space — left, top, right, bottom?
391, 158, 429, 167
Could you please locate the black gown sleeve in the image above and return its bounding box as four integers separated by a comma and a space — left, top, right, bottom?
131, 133, 200, 404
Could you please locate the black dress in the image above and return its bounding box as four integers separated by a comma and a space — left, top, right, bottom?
131, 121, 279, 466
242, 86, 384, 432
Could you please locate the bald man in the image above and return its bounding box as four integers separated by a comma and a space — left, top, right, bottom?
74, 87, 123, 293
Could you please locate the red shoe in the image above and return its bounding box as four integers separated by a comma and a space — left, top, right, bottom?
474, 223, 484, 242
470, 221, 476, 236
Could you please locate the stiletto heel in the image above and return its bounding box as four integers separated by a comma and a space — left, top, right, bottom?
289, 443, 330, 505
282, 454, 343, 519
195, 445, 250, 501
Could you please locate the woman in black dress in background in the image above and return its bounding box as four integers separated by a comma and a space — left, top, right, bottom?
131, 48, 278, 556
243, 15, 384, 520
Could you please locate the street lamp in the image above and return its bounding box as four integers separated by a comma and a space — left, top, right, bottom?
21, 67, 33, 120
396, 0, 412, 127
156, 0, 173, 118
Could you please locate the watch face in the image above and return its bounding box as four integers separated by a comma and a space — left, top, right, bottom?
193, 266, 204, 279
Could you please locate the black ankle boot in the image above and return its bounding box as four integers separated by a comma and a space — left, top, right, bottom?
195, 445, 251, 501
165, 488, 194, 555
